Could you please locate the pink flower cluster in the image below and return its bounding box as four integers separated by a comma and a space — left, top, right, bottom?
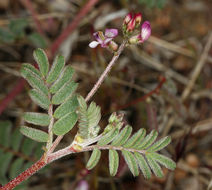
89, 12, 151, 49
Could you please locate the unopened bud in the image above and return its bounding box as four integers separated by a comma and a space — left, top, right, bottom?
109, 40, 118, 52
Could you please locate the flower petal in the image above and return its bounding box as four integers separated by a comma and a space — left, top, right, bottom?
141, 21, 151, 42
89, 41, 100, 48
105, 29, 118, 38
93, 32, 103, 43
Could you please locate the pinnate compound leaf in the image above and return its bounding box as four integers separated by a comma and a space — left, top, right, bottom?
109, 150, 119, 176
121, 150, 139, 176
47, 55, 65, 83
124, 128, 146, 148
134, 152, 151, 179
29, 89, 50, 110
148, 153, 176, 170
146, 153, 163, 178
33, 48, 49, 77
147, 136, 171, 152
97, 128, 119, 146
112, 125, 132, 146
20, 126, 49, 142
86, 148, 101, 170
21, 66, 48, 95
78, 96, 101, 139
52, 81, 78, 105
137, 130, 158, 149
54, 95, 78, 119
52, 112, 78, 135
50, 66, 74, 94
23, 112, 50, 126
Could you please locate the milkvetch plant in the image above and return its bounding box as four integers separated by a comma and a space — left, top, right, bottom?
0, 12, 176, 190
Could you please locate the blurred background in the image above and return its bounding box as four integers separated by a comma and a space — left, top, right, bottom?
0, 0, 211, 189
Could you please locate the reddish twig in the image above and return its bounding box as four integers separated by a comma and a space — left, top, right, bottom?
0, 157, 46, 190
20, 0, 44, 35
117, 76, 166, 110
0, 0, 99, 116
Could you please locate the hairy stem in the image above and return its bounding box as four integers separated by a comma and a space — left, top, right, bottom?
0, 157, 46, 190
1, 39, 127, 190
85, 40, 128, 102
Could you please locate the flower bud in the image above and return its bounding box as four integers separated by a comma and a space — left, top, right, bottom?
123, 13, 133, 24
109, 40, 118, 52
128, 35, 140, 44
135, 13, 142, 27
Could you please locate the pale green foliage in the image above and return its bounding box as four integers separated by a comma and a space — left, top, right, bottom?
20, 48, 79, 140
109, 150, 119, 176
77, 96, 101, 139
86, 148, 101, 170
86, 114, 176, 178
23, 112, 50, 126
0, 121, 44, 187
33, 48, 49, 77
20, 126, 49, 142
52, 112, 78, 135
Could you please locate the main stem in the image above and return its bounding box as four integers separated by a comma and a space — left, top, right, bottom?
85, 40, 127, 102
1, 40, 127, 190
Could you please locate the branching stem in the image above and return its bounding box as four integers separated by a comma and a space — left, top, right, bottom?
1, 39, 128, 190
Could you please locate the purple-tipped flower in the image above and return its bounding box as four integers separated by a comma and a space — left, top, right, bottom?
140, 21, 151, 42
129, 21, 151, 44
89, 29, 118, 48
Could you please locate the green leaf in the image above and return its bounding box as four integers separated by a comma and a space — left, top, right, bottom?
54, 95, 78, 119
124, 128, 146, 148
0, 152, 13, 176
146, 153, 163, 178
121, 150, 139, 176
23, 112, 50, 126
9, 158, 24, 179
50, 66, 74, 93
134, 152, 151, 179
20, 126, 49, 142
21, 138, 36, 156
21, 65, 48, 95
147, 136, 171, 152
21, 64, 42, 79
149, 153, 176, 170
137, 130, 158, 150
52, 81, 78, 105
47, 55, 65, 83
28, 32, 47, 48
11, 129, 23, 151
0, 28, 15, 43
29, 89, 50, 110
86, 148, 101, 170
0, 121, 12, 147
9, 19, 28, 37
78, 96, 101, 139
112, 125, 132, 146
97, 128, 119, 146
52, 112, 78, 136
109, 150, 119, 176
33, 48, 49, 77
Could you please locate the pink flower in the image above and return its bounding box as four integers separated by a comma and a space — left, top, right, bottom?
129, 21, 151, 44
89, 29, 118, 48
138, 21, 151, 42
